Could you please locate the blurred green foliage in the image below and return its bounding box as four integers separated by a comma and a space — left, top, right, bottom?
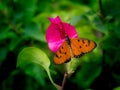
0, 0, 120, 90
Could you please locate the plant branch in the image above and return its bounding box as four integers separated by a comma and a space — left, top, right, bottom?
98, 0, 105, 23
2, 8, 21, 36
60, 72, 69, 90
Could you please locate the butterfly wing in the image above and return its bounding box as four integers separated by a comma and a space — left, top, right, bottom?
54, 41, 71, 64
70, 38, 97, 58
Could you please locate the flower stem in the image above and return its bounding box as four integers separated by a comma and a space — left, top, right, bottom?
60, 72, 69, 90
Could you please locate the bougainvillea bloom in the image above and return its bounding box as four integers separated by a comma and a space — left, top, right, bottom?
46, 16, 78, 53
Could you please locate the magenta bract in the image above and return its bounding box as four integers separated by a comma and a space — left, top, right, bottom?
46, 16, 78, 53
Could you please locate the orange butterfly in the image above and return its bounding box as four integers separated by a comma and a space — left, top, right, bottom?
54, 35, 97, 64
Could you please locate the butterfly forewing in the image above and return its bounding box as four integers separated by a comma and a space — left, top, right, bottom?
54, 41, 71, 64
54, 37, 96, 64
70, 38, 96, 58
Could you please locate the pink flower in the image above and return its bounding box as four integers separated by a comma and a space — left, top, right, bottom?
46, 16, 78, 53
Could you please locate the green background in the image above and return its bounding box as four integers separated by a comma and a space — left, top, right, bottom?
0, 0, 120, 90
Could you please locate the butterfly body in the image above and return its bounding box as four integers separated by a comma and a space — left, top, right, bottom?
54, 36, 97, 64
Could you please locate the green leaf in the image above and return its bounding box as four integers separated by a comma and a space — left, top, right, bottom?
9, 36, 23, 51
74, 61, 102, 88
102, 0, 120, 17
17, 47, 50, 70
24, 22, 46, 42
22, 64, 46, 86
0, 2, 6, 10
0, 46, 8, 64
0, 27, 16, 40
86, 11, 107, 34
16, 47, 50, 85
113, 87, 120, 90
70, 15, 89, 26
18, 0, 37, 23
17, 47, 59, 89
2, 69, 44, 89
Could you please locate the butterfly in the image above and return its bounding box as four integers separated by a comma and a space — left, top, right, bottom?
54, 35, 97, 64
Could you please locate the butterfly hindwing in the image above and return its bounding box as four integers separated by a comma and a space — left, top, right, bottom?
70, 38, 96, 58
54, 41, 71, 64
